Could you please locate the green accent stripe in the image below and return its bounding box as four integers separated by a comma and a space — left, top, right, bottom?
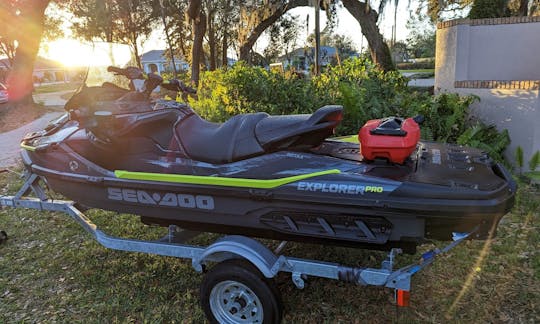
333, 135, 359, 143
20, 143, 36, 152
114, 169, 341, 189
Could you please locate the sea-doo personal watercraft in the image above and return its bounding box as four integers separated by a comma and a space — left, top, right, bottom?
20, 65, 516, 253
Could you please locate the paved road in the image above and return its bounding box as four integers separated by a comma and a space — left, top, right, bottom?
33, 90, 73, 107
0, 111, 64, 168
401, 72, 435, 88
408, 78, 435, 87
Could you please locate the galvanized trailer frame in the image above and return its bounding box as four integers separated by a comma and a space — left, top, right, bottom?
1, 172, 473, 320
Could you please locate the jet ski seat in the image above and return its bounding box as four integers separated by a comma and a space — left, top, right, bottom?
255, 105, 343, 150
176, 105, 343, 164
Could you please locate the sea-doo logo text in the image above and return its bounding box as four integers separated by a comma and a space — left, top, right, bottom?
107, 188, 214, 210
296, 182, 384, 194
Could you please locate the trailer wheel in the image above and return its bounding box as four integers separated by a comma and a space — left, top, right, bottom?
0, 231, 7, 244
200, 259, 282, 324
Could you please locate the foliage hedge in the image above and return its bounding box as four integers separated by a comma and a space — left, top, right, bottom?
189, 58, 510, 162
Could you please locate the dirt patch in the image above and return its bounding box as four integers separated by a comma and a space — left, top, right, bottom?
0, 103, 59, 133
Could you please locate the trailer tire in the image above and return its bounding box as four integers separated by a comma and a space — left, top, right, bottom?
200, 259, 282, 324
0, 231, 7, 244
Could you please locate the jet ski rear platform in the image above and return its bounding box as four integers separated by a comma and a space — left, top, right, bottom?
17, 103, 516, 254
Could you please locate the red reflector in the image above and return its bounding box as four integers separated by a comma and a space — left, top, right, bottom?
397, 289, 410, 307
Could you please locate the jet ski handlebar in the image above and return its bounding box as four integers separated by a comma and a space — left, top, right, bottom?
106, 65, 196, 95
161, 79, 197, 95
107, 66, 144, 80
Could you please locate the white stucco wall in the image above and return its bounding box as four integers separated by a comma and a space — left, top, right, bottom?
435, 18, 540, 165
467, 23, 540, 80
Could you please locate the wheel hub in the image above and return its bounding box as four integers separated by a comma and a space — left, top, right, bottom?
209, 280, 263, 323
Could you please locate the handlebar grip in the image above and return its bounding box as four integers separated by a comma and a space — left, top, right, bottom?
161, 79, 197, 94
107, 66, 124, 74
182, 84, 197, 94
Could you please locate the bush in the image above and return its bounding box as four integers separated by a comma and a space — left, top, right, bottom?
312, 58, 410, 135
457, 122, 511, 163
191, 62, 321, 121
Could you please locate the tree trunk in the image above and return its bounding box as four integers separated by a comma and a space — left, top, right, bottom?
222, 31, 228, 68
342, 0, 395, 72
207, 9, 217, 71
188, 0, 206, 85
191, 12, 206, 85
132, 41, 142, 69
220, 0, 232, 69
518, 0, 528, 16
238, 0, 309, 63
7, 0, 50, 104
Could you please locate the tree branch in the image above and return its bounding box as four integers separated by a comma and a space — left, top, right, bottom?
239, 0, 310, 62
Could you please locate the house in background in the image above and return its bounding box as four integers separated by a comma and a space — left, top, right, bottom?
0, 57, 82, 84
33, 57, 73, 83
279, 46, 335, 71
140, 50, 189, 74
277, 46, 354, 72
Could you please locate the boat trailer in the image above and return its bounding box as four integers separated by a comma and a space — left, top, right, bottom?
1, 172, 473, 322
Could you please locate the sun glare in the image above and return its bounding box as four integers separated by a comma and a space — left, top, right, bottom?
44, 39, 133, 68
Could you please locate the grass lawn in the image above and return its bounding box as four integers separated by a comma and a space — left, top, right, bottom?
0, 170, 538, 322
33, 82, 82, 94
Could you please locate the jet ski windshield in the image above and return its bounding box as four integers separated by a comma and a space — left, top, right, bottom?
82, 42, 133, 89
64, 43, 155, 112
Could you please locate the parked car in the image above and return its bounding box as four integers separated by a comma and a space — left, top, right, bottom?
0, 83, 8, 103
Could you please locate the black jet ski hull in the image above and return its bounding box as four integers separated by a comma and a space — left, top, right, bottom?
19, 106, 516, 253
21, 142, 515, 253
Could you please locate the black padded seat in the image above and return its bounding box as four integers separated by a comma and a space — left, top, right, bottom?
112, 109, 183, 149
255, 105, 343, 150
176, 105, 343, 164
176, 112, 269, 164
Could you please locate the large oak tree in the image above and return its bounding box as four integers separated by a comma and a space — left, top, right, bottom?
4, 0, 51, 104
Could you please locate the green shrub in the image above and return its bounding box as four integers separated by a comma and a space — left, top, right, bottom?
312, 58, 410, 135
529, 151, 540, 171
191, 62, 321, 121
413, 93, 479, 142
457, 122, 511, 163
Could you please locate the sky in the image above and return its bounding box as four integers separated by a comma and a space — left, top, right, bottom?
40, 1, 422, 66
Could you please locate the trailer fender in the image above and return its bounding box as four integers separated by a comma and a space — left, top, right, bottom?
192, 235, 288, 278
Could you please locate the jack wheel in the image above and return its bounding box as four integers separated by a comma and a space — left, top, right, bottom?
200, 259, 282, 324
0, 231, 7, 244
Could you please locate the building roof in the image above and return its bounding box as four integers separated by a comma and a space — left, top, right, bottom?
279, 46, 338, 60
141, 50, 185, 63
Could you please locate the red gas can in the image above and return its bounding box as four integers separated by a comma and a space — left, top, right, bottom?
359, 117, 421, 164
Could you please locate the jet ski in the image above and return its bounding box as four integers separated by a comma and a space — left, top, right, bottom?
19, 65, 516, 253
